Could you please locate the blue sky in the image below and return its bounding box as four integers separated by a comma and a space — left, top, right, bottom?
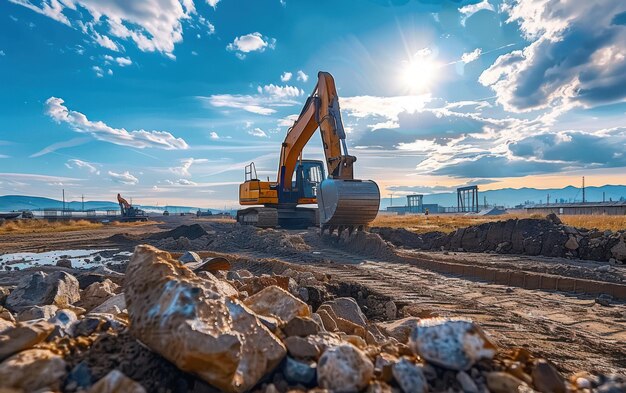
1, 0, 626, 208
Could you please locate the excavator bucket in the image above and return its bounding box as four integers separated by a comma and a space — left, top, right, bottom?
317, 179, 380, 234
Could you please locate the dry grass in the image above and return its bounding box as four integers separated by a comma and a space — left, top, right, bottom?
373, 213, 626, 234
0, 219, 153, 235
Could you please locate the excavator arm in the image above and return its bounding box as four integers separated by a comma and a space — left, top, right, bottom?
278, 72, 355, 189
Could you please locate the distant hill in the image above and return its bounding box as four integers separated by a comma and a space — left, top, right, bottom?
0, 195, 217, 213
380, 185, 626, 209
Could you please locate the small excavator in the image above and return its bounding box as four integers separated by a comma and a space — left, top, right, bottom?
237, 71, 380, 234
117, 193, 148, 222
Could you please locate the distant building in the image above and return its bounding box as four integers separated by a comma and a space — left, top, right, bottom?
525, 201, 626, 216
385, 195, 441, 214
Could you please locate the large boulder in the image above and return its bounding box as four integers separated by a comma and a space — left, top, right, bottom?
88, 370, 146, 393
408, 318, 496, 371
5, 271, 80, 312
0, 349, 66, 392
243, 285, 310, 324
317, 344, 374, 392
319, 297, 368, 327
124, 245, 286, 393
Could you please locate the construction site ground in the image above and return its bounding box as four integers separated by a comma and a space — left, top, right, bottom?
1, 215, 624, 376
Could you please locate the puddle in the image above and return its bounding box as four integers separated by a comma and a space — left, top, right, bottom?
0, 249, 130, 271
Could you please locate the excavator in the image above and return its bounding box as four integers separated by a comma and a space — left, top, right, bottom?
117, 193, 148, 222
237, 71, 380, 234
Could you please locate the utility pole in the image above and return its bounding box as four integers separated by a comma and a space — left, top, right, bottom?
82, 194, 84, 212
582, 176, 585, 203
603, 192, 606, 203
547, 194, 550, 206
62, 189, 65, 212
390, 192, 395, 207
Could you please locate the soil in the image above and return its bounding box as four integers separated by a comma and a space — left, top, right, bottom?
1, 215, 625, 375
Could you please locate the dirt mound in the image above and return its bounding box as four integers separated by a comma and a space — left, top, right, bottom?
374, 215, 626, 263
148, 224, 207, 241
106, 233, 144, 244
322, 231, 396, 259
209, 225, 312, 256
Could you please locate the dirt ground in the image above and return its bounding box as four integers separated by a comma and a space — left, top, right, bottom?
1, 216, 625, 376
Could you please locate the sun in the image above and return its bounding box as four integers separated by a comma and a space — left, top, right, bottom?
401, 53, 439, 92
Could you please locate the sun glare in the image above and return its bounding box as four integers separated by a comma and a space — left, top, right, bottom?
401, 52, 439, 92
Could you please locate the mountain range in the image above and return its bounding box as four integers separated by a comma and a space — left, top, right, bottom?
2, 184, 625, 213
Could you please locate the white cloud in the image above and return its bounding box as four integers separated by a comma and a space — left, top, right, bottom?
169, 157, 208, 177
206, 0, 220, 7
30, 137, 90, 158
209, 131, 220, 139
248, 128, 268, 138
226, 32, 276, 58
0, 172, 81, 184
45, 97, 188, 150
115, 56, 132, 67
92, 65, 103, 77
461, 48, 482, 64
65, 159, 100, 174
0, 50, 5, 56
10, 0, 206, 58
257, 84, 304, 99
459, 0, 494, 18
296, 70, 309, 82
278, 114, 299, 127
341, 95, 431, 129
176, 178, 197, 186
280, 72, 292, 82
108, 170, 138, 185
480, 0, 626, 114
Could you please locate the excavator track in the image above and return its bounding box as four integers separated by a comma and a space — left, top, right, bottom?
236, 207, 278, 228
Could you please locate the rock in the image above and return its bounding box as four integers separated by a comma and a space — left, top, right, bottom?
374, 353, 397, 382
90, 293, 126, 315
546, 213, 562, 225
298, 287, 310, 302
0, 287, 9, 306
56, 258, 73, 268
0, 307, 15, 323
610, 234, 626, 262
532, 359, 566, 393
320, 298, 368, 327
384, 301, 397, 320
0, 318, 14, 334
283, 316, 320, 337
316, 309, 338, 332
79, 279, 120, 311
284, 357, 317, 386
124, 245, 286, 393
16, 304, 59, 321
376, 317, 420, 344
244, 285, 311, 324
392, 358, 427, 393
65, 361, 93, 391
317, 344, 374, 392
456, 371, 479, 393
88, 369, 147, 393
73, 314, 125, 337
0, 349, 66, 392
6, 271, 80, 312
48, 309, 78, 337
179, 251, 202, 264
0, 320, 54, 361
408, 318, 496, 371
565, 236, 579, 251
486, 372, 527, 393
285, 336, 322, 359
239, 276, 290, 296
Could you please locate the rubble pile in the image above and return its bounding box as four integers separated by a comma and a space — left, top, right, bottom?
374, 214, 626, 263
0, 244, 624, 393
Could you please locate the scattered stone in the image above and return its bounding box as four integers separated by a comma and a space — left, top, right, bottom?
285, 336, 322, 359
239, 276, 291, 296
124, 245, 286, 393
532, 359, 566, 393
284, 357, 317, 386
565, 236, 579, 250
384, 301, 397, 320
16, 304, 59, 321
0, 349, 66, 392
244, 285, 310, 324
320, 297, 368, 327
409, 318, 496, 371
376, 317, 420, 344
57, 258, 73, 268
48, 309, 78, 337
0, 287, 9, 306
79, 279, 120, 311
486, 372, 527, 393
0, 307, 15, 323
65, 361, 93, 391
88, 369, 146, 393
6, 271, 80, 312
317, 344, 374, 392
179, 251, 201, 264
456, 371, 479, 393
283, 316, 320, 337
0, 320, 54, 360
546, 213, 562, 225
392, 358, 427, 393
90, 293, 125, 315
